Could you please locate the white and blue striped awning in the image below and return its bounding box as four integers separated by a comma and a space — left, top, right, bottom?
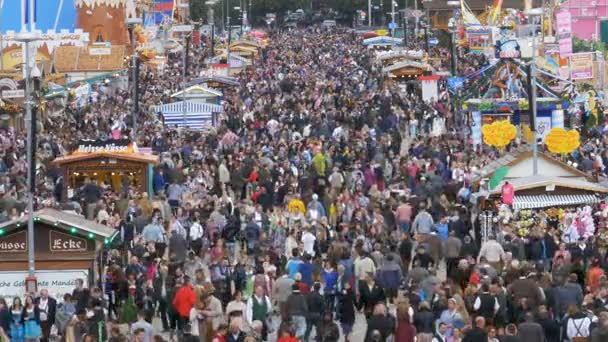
154, 101, 223, 129
512, 194, 600, 210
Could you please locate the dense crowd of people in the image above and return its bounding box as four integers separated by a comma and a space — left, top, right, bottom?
0, 22, 608, 342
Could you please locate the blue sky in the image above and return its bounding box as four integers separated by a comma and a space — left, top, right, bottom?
1, 0, 76, 33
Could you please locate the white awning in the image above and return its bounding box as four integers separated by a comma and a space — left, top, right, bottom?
512, 194, 600, 210
154, 101, 223, 129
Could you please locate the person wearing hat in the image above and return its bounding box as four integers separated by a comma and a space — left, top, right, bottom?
286, 284, 308, 340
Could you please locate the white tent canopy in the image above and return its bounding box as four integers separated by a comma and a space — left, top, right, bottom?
154, 101, 223, 129
170, 85, 223, 101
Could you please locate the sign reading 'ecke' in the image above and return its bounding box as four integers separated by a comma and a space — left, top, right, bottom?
50, 231, 87, 252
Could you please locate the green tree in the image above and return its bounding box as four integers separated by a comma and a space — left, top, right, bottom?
573, 36, 607, 55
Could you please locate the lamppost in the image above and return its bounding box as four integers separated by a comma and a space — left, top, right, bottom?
182, 33, 191, 128
234, 6, 242, 35
206, 1, 217, 57
368, 0, 372, 27
14, 29, 40, 281
126, 17, 142, 141
447, 0, 459, 76
525, 8, 542, 176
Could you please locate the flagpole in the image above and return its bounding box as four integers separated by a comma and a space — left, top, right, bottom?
55, 0, 64, 31
21, 0, 26, 31
0, 0, 5, 70
29, 0, 35, 31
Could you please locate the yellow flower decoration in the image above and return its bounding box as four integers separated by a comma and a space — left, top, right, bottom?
482, 120, 517, 147
288, 199, 306, 214
545, 128, 580, 154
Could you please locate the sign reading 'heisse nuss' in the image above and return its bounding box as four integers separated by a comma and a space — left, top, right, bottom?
75, 139, 133, 154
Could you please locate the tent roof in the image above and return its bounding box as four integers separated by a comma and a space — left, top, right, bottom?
377, 50, 424, 61
489, 176, 608, 194
0, 208, 116, 238
54, 45, 125, 73
382, 60, 432, 73
229, 40, 263, 49
171, 85, 223, 98
229, 45, 258, 54
185, 76, 240, 87
363, 36, 402, 46
472, 145, 593, 184
52, 152, 158, 166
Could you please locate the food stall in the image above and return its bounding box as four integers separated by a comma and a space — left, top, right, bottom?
0, 208, 117, 299
471, 146, 608, 243
51, 139, 158, 199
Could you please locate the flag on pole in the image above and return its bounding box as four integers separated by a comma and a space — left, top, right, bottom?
24, 0, 36, 25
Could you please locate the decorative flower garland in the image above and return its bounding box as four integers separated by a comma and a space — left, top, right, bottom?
0, 104, 20, 114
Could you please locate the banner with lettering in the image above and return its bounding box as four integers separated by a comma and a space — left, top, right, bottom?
556, 10, 572, 58
570, 53, 594, 80
0, 270, 88, 303
74, 139, 134, 154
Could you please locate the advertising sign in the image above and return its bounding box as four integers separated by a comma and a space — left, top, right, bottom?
75, 139, 133, 154
89, 48, 112, 56
1, 90, 24, 99
0, 231, 27, 253
0, 270, 88, 302
570, 53, 594, 80
556, 10, 572, 57
536, 116, 552, 142
49, 231, 88, 253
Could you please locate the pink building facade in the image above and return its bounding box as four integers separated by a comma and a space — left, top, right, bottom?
561, 0, 608, 40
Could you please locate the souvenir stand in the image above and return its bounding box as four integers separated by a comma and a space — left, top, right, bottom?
471, 145, 608, 245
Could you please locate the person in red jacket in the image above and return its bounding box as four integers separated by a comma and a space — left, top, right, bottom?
172, 276, 196, 332
277, 329, 299, 342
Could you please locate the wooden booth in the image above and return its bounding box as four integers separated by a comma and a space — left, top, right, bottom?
0, 208, 117, 299
51, 139, 159, 199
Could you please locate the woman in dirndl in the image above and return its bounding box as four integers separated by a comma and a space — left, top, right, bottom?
10, 297, 25, 342
22, 295, 41, 342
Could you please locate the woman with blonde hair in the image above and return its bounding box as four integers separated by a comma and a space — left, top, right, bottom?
452, 294, 470, 325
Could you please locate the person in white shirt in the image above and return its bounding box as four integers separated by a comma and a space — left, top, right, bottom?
285, 229, 299, 259
477, 236, 506, 270
189, 217, 204, 255
301, 227, 316, 257
35, 289, 57, 342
